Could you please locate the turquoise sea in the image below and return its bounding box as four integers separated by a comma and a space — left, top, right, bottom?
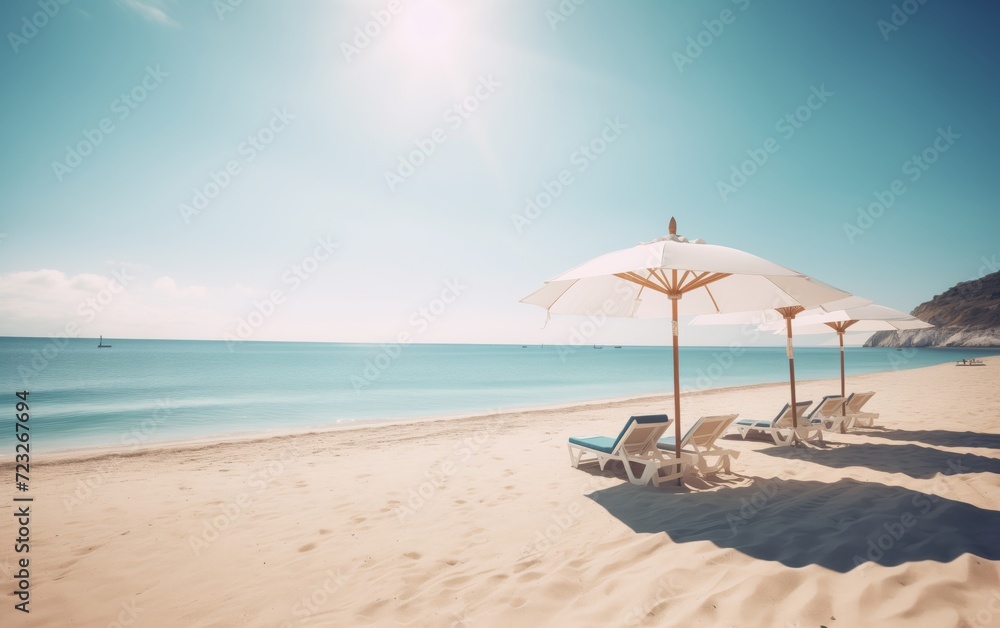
2, 337, 998, 452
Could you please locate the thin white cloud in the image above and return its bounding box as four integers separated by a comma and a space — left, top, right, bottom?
0, 269, 224, 339
154, 276, 209, 299
68, 273, 110, 293
234, 283, 258, 297
117, 0, 178, 27
0, 269, 98, 319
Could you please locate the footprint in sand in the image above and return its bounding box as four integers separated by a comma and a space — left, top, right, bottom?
442, 574, 473, 588
298, 543, 316, 552
517, 571, 542, 583
508, 597, 527, 608
513, 560, 539, 574
403, 551, 422, 560
319, 529, 330, 535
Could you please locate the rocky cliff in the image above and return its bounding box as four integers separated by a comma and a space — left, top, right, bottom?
865, 270, 1000, 347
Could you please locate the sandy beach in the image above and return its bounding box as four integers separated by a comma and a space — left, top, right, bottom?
3, 357, 999, 627
5, 1, 998, 626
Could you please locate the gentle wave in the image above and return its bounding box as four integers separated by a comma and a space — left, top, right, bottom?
2, 337, 997, 451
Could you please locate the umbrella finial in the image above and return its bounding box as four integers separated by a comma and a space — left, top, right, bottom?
669, 217, 677, 235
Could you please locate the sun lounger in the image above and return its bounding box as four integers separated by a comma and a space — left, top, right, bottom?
843, 391, 878, 429
656, 414, 740, 475
803, 395, 847, 432
568, 414, 683, 487
957, 359, 986, 366
733, 401, 821, 445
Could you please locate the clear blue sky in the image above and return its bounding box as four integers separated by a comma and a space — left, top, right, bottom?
1, 0, 997, 346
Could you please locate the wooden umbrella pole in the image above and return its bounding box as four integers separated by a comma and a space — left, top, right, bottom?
667, 220, 683, 485
785, 316, 799, 429
838, 330, 848, 433
671, 301, 682, 461
671, 287, 682, 486
839, 331, 846, 411
775, 306, 805, 434
824, 321, 856, 420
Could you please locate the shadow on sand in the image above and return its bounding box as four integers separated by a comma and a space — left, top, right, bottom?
756, 442, 1000, 479
861, 428, 1000, 450
586, 478, 1000, 572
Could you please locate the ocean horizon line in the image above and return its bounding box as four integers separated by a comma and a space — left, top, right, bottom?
4, 338, 999, 453
0, 334, 956, 349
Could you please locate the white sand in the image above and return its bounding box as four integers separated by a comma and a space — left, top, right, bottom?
2, 357, 999, 627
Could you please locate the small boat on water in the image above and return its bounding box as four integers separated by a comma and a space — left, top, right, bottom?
98, 335, 112, 348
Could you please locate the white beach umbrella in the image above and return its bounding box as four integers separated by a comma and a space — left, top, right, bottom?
758, 303, 933, 408
689, 296, 872, 437
520, 218, 852, 470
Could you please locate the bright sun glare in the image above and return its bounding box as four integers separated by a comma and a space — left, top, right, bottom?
393, 0, 464, 65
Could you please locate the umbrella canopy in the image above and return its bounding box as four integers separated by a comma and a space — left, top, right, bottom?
521, 218, 853, 471
758, 303, 933, 413
760, 303, 931, 334
690, 297, 871, 436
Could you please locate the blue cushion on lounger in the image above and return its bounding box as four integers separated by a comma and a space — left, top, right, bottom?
735, 418, 774, 429
657, 422, 698, 450
805, 395, 843, 423
658, 436, 677, 449
568, 414, 669, 454
567, 435, 617, 453
735, 403, 790, 429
